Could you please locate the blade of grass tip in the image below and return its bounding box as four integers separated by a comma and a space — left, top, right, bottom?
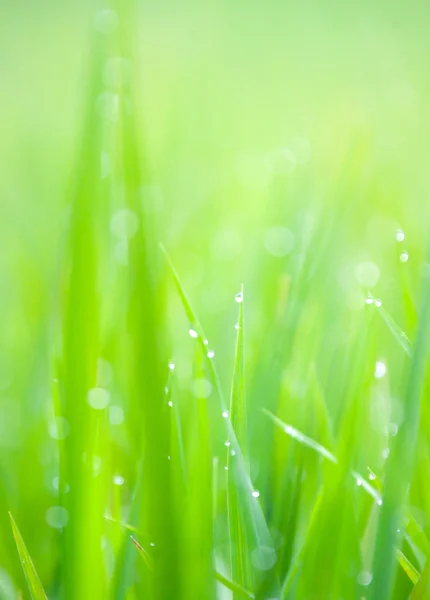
228, 285, 252, 596
370, 260, 430, 600
410, 557, 430, 599
9, 513, 48, 600
369, 295, 412, 358
215, 571, 255, 600
161, 246, 274, 555
395, 549, 420, 586
264, 410, 382, 504
130, 536, 153, 572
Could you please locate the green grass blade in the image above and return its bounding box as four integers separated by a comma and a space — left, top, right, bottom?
410, 557, 430, 599
396, 548, 420, 586
9, 513, 48, 600
215, 571, 255, 599
370, 262, 430, 600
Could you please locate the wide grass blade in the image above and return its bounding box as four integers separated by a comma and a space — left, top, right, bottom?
9, 513, 48, 600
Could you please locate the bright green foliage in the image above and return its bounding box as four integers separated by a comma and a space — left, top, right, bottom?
3, 1, 430, 600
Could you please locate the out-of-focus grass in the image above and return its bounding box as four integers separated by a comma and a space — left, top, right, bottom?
2, 1, 430, 599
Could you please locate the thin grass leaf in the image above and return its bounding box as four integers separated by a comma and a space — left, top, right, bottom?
215, 571, 255, 600
370, 261, 430, 600
396, 548, 420, 586
264, 410, 382, 504
410, 557, 430, 599
130, 536, 153, 571
9, 513, 48, 600
372, 298, 412, 358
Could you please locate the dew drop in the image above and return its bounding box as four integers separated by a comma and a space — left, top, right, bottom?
377, 499, 383, 506
369, 472, 376, 481
365, 297, 374, 305
203, 339, 209, 346
252, 490, 260, 498
225, 440, 231, 447
374, 361, 387, 379
382, 447, 390, 459
400, 251, 409, 263
188, 328, 198, 339
234, 323, 240, 330
374, 298, 382, 307
235, 292, 243, 303
168, 362, 175, 371
231, 449, 236, 456
224, 465, 229, 471
222, 410, 229, 419
113, 475, 124, 486
396, 230, 405, 242
168, 401, 173, 407
207, 350, 215, 359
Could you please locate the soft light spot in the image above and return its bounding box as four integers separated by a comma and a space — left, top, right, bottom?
113, 475, 124, 486
188, 328, 198, 338
141, 185, 164, 214
150, 542, 155, 547
374, 361, 387, 379
192, 378, 212, 398
168, 362, 175, 371
400, 251, 409, 263
46, 506, 69, 529
268, 147, 297, 175
354, 261, 380, 288
251, 490, 260, 498
387, 422, 399, 437
96, 91, 119, 122
48, 417, 70, 441
377, 499, 383, 506
88, 387, 110, 410
264, 227, 295, 257
224, 465, 229, 471
222, 410, 229, 418
251, 546, 277, 571
94, 9, 119, 34
357, 571, 372, 586
356, 478, 363, 487
203, 340, 209, 346
109, 406, 124, 425
168, 401, 173, 407
382, 447, 390, 459
110, 209, 139, 240
231, 449, 236, 456
396, 229, 405, 242
234, 323, 240, 330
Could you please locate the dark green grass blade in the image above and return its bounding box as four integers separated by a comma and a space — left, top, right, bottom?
9, 513, 48, 600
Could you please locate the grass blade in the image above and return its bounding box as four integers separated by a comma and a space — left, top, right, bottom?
9, 513, 48, 600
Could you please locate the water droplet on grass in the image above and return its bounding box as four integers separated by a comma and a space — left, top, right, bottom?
365, 297, 374, 305
374, 361, 387, 379
400, 251, 409, 263
225, 441, 230, 447
222, 411, 229, 418
113, 475, 124, 486
374, 298, 382, 307
207, 350, 215, 359
168, 362, 175, 371
396, 230, 405, 242
252, 490, 260, 498
188, 328, 198, 338
168, 401, 173, 407
251, 546, 277, 571
235, 292, 243, 303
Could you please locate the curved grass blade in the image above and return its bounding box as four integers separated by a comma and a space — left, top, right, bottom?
370, 297, 412, 358
9, 513, 48, 600
264, 410, 382, 504
131, 536, 153, 572
396, 548, 419, 586
215, 571, 255, 600
370, 261, 430, 600
161, 245, 274, 559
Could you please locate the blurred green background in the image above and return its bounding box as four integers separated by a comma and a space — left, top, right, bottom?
1, 1, 430, 598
